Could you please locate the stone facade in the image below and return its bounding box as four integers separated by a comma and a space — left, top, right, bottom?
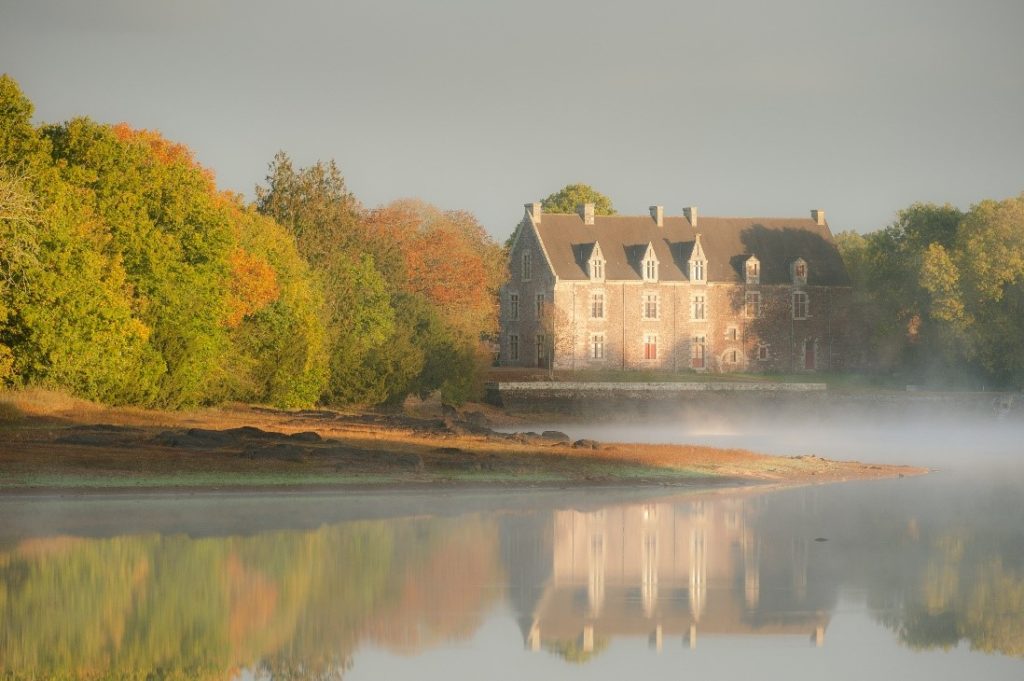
499, 203, 852, 373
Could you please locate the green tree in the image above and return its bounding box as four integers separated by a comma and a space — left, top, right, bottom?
222, 204, 329, 408
256, 153, 395, 405
540, 183, 616, 216
950, 194, 1024, 384
0, 79, 163, 403
43, 118, 235, 407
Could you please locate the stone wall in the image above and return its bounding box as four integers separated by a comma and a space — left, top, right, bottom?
499, 219, 555, 368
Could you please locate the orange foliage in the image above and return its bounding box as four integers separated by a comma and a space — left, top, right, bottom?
111, 122, 216, 187
366, 199, 504, 337
366, 518, 502, 652
226, 247, 280, 327
225, 553, 280, 655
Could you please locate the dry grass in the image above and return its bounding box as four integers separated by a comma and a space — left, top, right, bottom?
0, 387, 103, 420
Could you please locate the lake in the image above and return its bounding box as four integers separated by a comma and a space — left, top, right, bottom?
1, 413, 1022, 680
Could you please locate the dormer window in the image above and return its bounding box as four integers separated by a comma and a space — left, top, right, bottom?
745, 256, 760, 285
589, 241, 606, 282
688, 233, 707, 284
642, 243, 659, 282
791, 258, 807, 285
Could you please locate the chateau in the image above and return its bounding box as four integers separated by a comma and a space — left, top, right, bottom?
499, 202, 852, 373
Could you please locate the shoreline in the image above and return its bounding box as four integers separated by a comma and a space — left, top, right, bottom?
0, 390, 927, 494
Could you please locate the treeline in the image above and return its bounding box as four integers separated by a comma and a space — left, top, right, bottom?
836, 193, 1024, 387
0, 75, 504, 408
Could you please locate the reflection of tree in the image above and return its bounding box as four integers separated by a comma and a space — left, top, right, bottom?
879, 553, 1024, 657
544, 636, 608, 664
0, 515, 502, 680
756, 482, 1024, 659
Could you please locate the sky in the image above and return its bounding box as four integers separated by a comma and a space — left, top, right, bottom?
2, 0, 1022, 241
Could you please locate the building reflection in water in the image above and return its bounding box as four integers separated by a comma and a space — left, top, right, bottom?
519, 495, 830, 656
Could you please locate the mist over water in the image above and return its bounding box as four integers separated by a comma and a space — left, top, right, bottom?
501, 403, 1024, 470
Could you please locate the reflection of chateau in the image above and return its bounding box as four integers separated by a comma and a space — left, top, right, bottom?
519, 498, 830, 654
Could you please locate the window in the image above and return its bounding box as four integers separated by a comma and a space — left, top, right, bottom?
692, 294, 706, 321
589, 242, 605, 281
591, 291, 605, 319
535, 293, 545, 319
643, 334, 658, 360
725, 349, 738, 364
792, 291, 809, 320
745, 291, 761, 318
521, 251, 532, 280
745, 257, 760, 285
536, 334, 546, 363
691, 335, 706, 369
644, 259, 658, 281
792, 258, 807, 285
509, 334, 519, 361
509, 293, 519, 321
642, 293, 659, 320
591, 334, 605, 360
757, 344, 769, 361
727, 326, 738, 341
691, 259, 705, 283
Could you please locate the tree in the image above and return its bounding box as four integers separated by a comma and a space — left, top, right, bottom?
256, 153, 395, 405
364, 199, 505, 403
540, 183, 615, 215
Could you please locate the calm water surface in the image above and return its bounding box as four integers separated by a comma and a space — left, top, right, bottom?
1, 416, 1022, 680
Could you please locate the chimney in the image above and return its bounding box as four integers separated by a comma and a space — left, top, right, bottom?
811, 209, 825, 226
683, 206, 698, 227
649, 205, 664, 227
525, 202, 542, 223
578, 202, 595, 225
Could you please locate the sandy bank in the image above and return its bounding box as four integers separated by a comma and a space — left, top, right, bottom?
0, 391, 926, 493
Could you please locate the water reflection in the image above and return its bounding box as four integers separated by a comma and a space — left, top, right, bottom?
1, 477, 1022, 679
525, 499, 830, 662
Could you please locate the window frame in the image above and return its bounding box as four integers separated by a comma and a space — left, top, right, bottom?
591, 333, 605, 360
745, 257, 760, 285
643, 333, 658, 360
509, 334, 519, 361
642, 291, 660, 320
590, 290, 605, 319
509, 292, 519, 321
521, 250, 532, 281
691, 335, 706, 369
535, 292, 545, 319
744, 291, 762, 318
792, 291, 809, 320
691, 294, 706, 321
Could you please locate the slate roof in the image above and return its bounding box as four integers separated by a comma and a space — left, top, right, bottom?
530, 213, 850, 286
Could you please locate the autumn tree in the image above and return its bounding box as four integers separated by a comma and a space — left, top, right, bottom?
364, 199, 505, 403
1, 75, 331, 407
